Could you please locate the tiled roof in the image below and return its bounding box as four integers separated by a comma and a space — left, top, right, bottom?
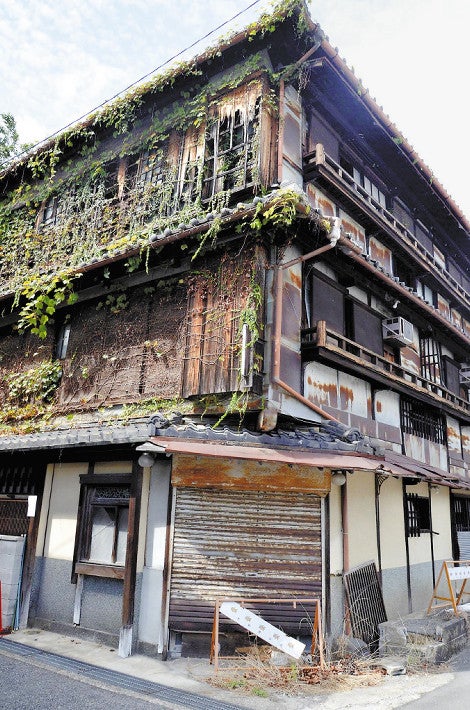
0, 419, 149, 452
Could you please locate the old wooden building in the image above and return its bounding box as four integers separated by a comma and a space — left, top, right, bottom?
0, 0, 469, 657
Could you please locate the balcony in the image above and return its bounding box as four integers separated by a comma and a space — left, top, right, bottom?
302, 320, 470, 419
303, 145, 470, 314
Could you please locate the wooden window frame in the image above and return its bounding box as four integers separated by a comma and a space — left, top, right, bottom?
201, 98, 260, 201
73, 472, 132, 580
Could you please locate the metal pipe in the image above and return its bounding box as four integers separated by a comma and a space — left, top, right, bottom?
374, 475, 383, 584
428, 483, 436, 588
402, 480, 412, 613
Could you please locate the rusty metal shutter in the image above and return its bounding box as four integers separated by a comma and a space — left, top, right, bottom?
169, 487, 322, 633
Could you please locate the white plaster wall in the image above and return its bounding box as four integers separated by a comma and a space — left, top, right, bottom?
138, 459, 171, 651
378, 477, 406, 569
429, 486, 452, 560
374, 390, 401, 428
328, 484, 343, 575
42, 463, 84, 561
346, 473, 377, 569
40, 460, 133, 562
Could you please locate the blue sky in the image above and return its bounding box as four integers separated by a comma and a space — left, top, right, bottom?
1, 0, 469, 217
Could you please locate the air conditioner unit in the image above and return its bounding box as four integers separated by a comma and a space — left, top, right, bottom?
382, 317, 414, 347
459, 365, 470, 388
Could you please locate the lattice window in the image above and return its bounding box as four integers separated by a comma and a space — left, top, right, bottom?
454, 497, 470, 532
420, 335, 443, 385
406, 492, 431, 537
400, 397, 446, 444
201, 97, 260, 200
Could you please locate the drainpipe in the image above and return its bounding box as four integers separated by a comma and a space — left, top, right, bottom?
402, 480, 412, 613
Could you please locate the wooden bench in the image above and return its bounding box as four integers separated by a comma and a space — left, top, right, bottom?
427, 560, 470, 615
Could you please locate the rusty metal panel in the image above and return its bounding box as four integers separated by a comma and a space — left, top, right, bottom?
339, 210, 366, 252
169, 487, 322, 632
447, 416, 462, 457
437, 293, 451, 320
171, 453, 330, 494
304, 361, 338, 409
400, 345, 420, 375
310, 186, 335, 217
368, 236, 393, 274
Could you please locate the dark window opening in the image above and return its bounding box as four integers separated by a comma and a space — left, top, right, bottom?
55, 321, 71, 360
134, 149, 165, 190
454, 497, 470, 532
201, 98, 260, 201
420, 335, 443, 385
406, 492, 431, 537
400, 397, 446, 445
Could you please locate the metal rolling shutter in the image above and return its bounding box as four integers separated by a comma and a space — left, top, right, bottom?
169, 488, 322, 633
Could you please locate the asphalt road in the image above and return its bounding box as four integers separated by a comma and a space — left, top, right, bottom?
0, 643, 245, 710
401, 643, 470, 709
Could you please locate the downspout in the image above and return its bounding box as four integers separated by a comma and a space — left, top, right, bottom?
402, 480, 413, 613
428, 483, 436, 588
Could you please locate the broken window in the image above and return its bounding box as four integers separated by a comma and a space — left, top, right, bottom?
400, 397, 446, 445
201, 97, 260, 200
133, 149, 165, 190
406, 492, 431, 537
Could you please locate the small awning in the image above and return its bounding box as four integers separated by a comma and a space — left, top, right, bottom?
148, 437, 386, 470
147, 436, 470, 491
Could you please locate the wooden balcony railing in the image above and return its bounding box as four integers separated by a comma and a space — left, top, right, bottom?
303, 145, 470, 313
302, 321, 470, 417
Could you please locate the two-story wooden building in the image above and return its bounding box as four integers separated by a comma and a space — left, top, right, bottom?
1, 0, 469, 658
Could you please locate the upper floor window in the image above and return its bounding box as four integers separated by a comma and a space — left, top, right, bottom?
201, 99, 260, 200
134, 149, 165, 190
400, 397, 446, 444
37, 195, 59, 230
420, 335, 443, 385
340, 156, 386, 208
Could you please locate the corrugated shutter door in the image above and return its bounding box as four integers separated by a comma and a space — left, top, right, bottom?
457, 531, 470, 561
169, 488, 322, 633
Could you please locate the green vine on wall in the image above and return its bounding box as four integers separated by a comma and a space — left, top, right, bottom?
6, 359, 62, 405
16, 271, 81, 339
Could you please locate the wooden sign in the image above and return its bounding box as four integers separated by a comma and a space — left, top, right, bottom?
219, 601, 305, 659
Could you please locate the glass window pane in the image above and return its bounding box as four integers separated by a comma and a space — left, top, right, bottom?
89, 506, 115, 563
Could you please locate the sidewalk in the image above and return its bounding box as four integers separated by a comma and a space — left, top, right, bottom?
0, 627, 458, 709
